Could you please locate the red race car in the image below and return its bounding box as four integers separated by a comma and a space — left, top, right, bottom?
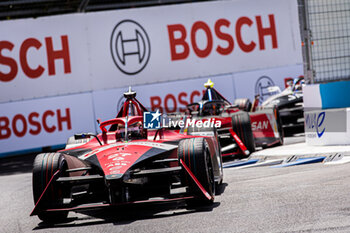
31, 89, 223, 223
176, 79, 283, 158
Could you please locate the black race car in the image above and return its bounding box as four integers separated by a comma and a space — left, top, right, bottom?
260, 76, 304, 136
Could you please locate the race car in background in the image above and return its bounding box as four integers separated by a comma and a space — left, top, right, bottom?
260, 76, 304, 136
31, 88, 223, 223
169, 79, 283, 159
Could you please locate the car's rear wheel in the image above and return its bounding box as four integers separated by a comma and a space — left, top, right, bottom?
233, 98, 252, 112
32, 153, 68, 223
231, 112, 256, 157
178, 138, 215, 207
274, 107, 284, 146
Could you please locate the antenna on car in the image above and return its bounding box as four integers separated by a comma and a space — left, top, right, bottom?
124, 86, 136, 99
204, 79, 214, 89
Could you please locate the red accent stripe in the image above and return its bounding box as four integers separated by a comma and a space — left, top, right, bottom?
187, 139, 191, 170
266, 140, 280, 147
222, 152, 240, 157
179, 159, 213, 201
229, 128, 248, 156
30, 170, 60, 216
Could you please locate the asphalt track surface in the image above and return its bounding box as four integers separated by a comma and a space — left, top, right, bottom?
1, 138, 350, 233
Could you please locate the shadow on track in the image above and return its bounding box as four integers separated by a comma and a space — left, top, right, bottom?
0, 153, 36, 176
0, 146, 65, 176
32, 201, 222, 230
216, 182, 228, 195
32, 183, 228, 230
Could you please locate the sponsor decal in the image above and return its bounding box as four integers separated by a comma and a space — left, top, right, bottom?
255, 76, 275, 103
81, 143, 117, 159
123, 141, 178, 150
0, 108, 71, 140
0, 36, 71, 82
150, 90, 205, 113
110, 20, 151, 75
252, 120, 269, 131
167, 14, 278, 61
305, 111, 326, 138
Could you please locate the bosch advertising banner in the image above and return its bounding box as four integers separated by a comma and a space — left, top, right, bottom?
0, 0, 303, 155
0, 64, 301, 155
92, 74, 235, 127
0, 15, 91, 103
0, 93, 96, 155
91, 65, 302, 130
1, 0, 302, 103
87, 0, 302, 90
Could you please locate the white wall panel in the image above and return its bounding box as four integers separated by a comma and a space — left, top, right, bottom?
0, 93, 96, 155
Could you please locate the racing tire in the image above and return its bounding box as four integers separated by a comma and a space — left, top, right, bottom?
188, 125, 224, 189
231, 112, 256, 157
233, 98, 252, 112
274, 107, 284, 146
178, 138, 215, 206
32, 153, 68, 223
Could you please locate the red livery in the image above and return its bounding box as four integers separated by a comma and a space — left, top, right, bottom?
31, 88, 223, 223
173, 79, 283, 158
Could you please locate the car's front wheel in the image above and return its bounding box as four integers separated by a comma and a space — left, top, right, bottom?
178, 138, 215, 206
32, 153, 68, 223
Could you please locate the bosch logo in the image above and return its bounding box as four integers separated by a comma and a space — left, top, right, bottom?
255, 76, 275, 103
110, 20, 151, 75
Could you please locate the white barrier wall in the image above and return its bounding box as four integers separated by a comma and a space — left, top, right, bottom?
0, 15, 91, 102
303, 84, 322, 109
0, 94, 96, 155
92, 74, 236, 124
0, 0, 302, 103
0, 0, 303, 155
234, 65, 303, 104
93, 65, 303, 124
87, 0, 301, 90
0, 64, 303, 155
303, 80, 350, 146
304, 108, 350, 145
